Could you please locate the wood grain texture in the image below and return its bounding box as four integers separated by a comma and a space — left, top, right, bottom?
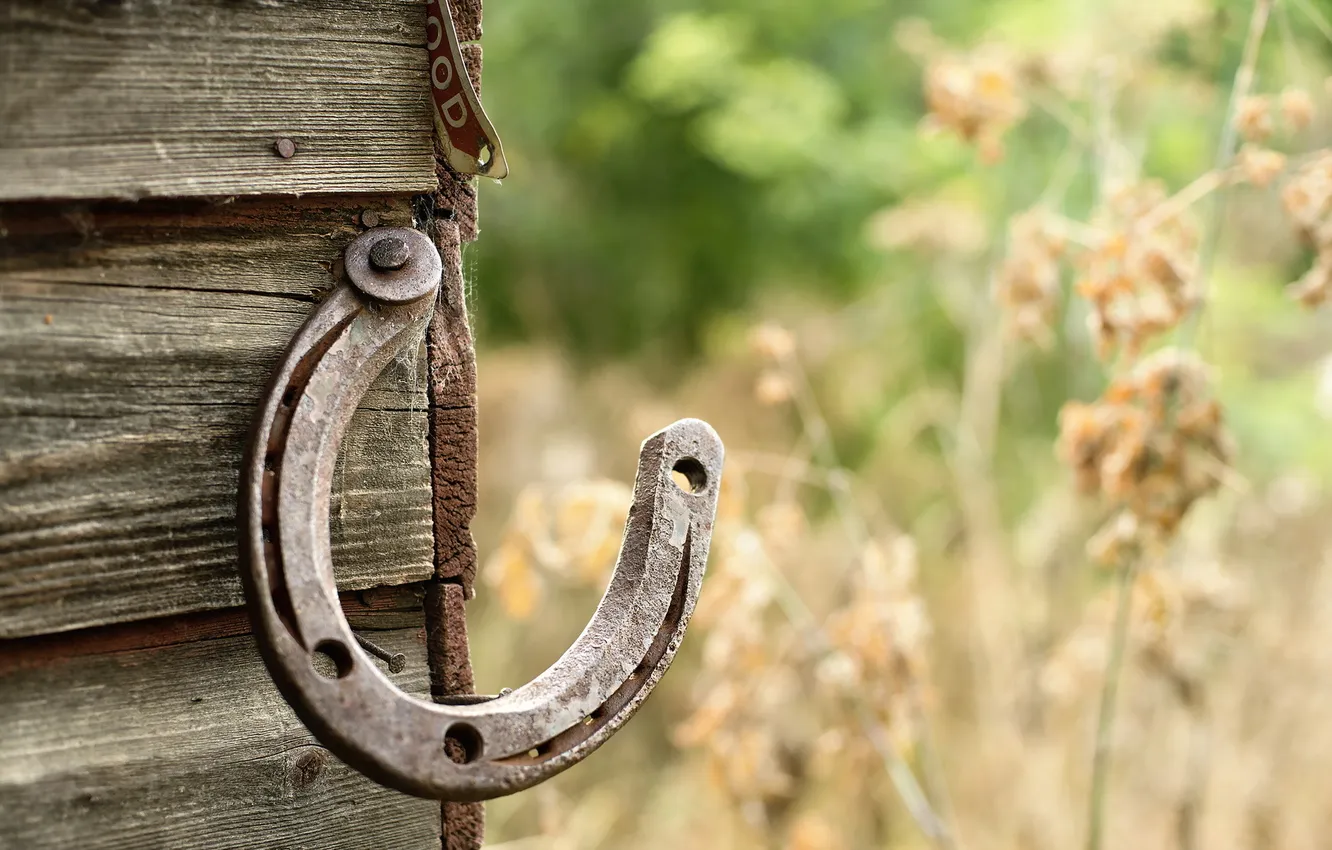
0, 0, 437, 200
0, 624, 440, 850
0, 585, 428, 675
0, 197, 434, 638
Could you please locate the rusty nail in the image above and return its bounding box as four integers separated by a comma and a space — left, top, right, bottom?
274, 137, 297, 159
360, 210, 381, 229
369, 236, 411, 272
354, 633, 407, 674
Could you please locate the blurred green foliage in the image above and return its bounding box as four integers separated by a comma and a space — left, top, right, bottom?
466, 2, 1332, 845
473, 0, 1332, 495
475, 0, 964, 363
473, 0, 1280, 362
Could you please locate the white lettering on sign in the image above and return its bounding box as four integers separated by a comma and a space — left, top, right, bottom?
426, 15, 443, 51
431, 56, 455, 90
441, 94, 468, 128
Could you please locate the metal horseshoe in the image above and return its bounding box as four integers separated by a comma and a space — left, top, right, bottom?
238, 226, 723, 801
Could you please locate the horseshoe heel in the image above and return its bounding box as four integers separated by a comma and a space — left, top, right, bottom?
239, 227, 724, 801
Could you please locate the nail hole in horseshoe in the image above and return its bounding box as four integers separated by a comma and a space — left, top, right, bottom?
311, 640, 353, 679
671, 457, 707, 494
443, 723, 483, 764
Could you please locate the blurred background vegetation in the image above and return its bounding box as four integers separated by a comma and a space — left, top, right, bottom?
457, 0, 1332, 847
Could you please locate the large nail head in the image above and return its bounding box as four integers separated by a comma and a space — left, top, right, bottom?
369, 237, 411, 271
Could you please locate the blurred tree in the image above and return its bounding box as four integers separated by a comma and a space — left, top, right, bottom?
474, 0, 987, 365
471, 0, 1332, 495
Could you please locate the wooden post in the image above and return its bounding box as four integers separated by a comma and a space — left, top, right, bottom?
0, 2, 489, 846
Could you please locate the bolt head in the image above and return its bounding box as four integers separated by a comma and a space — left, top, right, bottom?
343, 226, 441, 304
274, 137, 297, 159
369, 237, 411, 271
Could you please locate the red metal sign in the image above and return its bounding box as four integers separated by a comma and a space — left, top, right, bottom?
426, 0, 508, 178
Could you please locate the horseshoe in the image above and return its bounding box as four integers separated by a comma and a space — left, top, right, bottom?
238, 226, 723, 801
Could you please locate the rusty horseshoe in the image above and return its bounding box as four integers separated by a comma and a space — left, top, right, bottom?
239, 227, 723, 801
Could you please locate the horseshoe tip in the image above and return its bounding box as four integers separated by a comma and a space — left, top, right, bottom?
648, 418, 723, 455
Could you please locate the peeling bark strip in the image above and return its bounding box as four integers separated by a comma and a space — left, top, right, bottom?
424, 582, 476, 699
426, 223, 480, 593
425, 3, 484, 843
425, 219, 485, 849
432, 580, 486, 850
443, 795, 487, 850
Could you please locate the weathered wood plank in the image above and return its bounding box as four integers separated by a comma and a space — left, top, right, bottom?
0, 623, 440, 850
0, 197, 434, 638
0, 0, 439, 200
0, 585, 429, 675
